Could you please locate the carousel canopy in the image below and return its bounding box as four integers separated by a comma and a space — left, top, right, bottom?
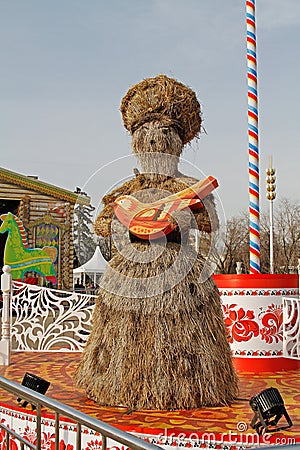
73, 246, 107, 275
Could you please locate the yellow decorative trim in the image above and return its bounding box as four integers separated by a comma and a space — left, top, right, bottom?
0, 167, 90, 205
28, 213, 69, 231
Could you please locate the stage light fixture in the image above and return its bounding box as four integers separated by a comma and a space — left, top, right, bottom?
250, 387, 293, 435
17, 372, 50, 409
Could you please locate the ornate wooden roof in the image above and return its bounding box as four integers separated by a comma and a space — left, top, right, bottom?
0, 167, 90, 205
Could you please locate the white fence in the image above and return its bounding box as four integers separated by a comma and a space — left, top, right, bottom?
0, 265, 96, 363
11, 281, 96, 352
283, 296, 300, 359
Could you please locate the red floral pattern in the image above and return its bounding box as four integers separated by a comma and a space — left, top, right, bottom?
259, 304, 283, 343
222, 302, 285, 347
21, 426, 74, 450
0, 420, 18, 450
232, 349, 283, 356
218, 288, 298, 296
21, 426, 37, 445
222, 304, 260, 342
52, 441, 74, 450
85, 440, 103, 450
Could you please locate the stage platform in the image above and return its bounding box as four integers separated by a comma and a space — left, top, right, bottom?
0, 352, 299, 449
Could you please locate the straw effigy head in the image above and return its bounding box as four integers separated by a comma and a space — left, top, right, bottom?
120, 74, 202, 145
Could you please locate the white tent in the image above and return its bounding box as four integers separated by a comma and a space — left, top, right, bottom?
73, 246, 107, 288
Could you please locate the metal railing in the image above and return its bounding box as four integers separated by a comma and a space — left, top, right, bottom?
0, 376, 160, 450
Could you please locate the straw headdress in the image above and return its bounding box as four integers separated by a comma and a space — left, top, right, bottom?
120, 74, 202, 145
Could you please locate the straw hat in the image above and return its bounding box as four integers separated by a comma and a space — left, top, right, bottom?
120, 74, 202, 145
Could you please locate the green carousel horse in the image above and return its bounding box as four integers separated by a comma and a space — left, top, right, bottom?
0, 212, 57, 283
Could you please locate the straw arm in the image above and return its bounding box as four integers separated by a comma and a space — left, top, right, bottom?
193, 194, 219, 233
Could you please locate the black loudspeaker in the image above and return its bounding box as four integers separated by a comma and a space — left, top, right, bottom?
17, 372, 50, 409
250, 387, 293, 435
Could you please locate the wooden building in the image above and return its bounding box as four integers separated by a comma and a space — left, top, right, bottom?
0, 167, 90, 290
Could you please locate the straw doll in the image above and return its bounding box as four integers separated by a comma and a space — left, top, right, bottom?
75, 75, 238, 409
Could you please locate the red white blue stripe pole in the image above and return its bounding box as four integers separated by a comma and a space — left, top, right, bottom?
247, 0, 260, 273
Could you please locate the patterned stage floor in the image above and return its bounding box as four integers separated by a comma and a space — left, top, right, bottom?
0, 352, 299, 445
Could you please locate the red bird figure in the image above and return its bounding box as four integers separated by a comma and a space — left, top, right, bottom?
111, 175, 218, 240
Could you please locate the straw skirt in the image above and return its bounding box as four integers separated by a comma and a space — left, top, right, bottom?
75, 241, 238, 410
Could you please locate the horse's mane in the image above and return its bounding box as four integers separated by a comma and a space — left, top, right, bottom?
14, 215, 28, 248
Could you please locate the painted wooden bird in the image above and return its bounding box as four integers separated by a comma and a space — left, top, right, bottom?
111, 175, 218, 240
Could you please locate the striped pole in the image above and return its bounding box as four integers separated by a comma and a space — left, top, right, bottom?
246, 0, 260, 273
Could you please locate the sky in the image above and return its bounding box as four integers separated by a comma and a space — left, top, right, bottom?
1, 0, 299, 223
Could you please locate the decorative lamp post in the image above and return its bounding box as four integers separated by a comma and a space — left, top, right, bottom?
266, 156, 276, 273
